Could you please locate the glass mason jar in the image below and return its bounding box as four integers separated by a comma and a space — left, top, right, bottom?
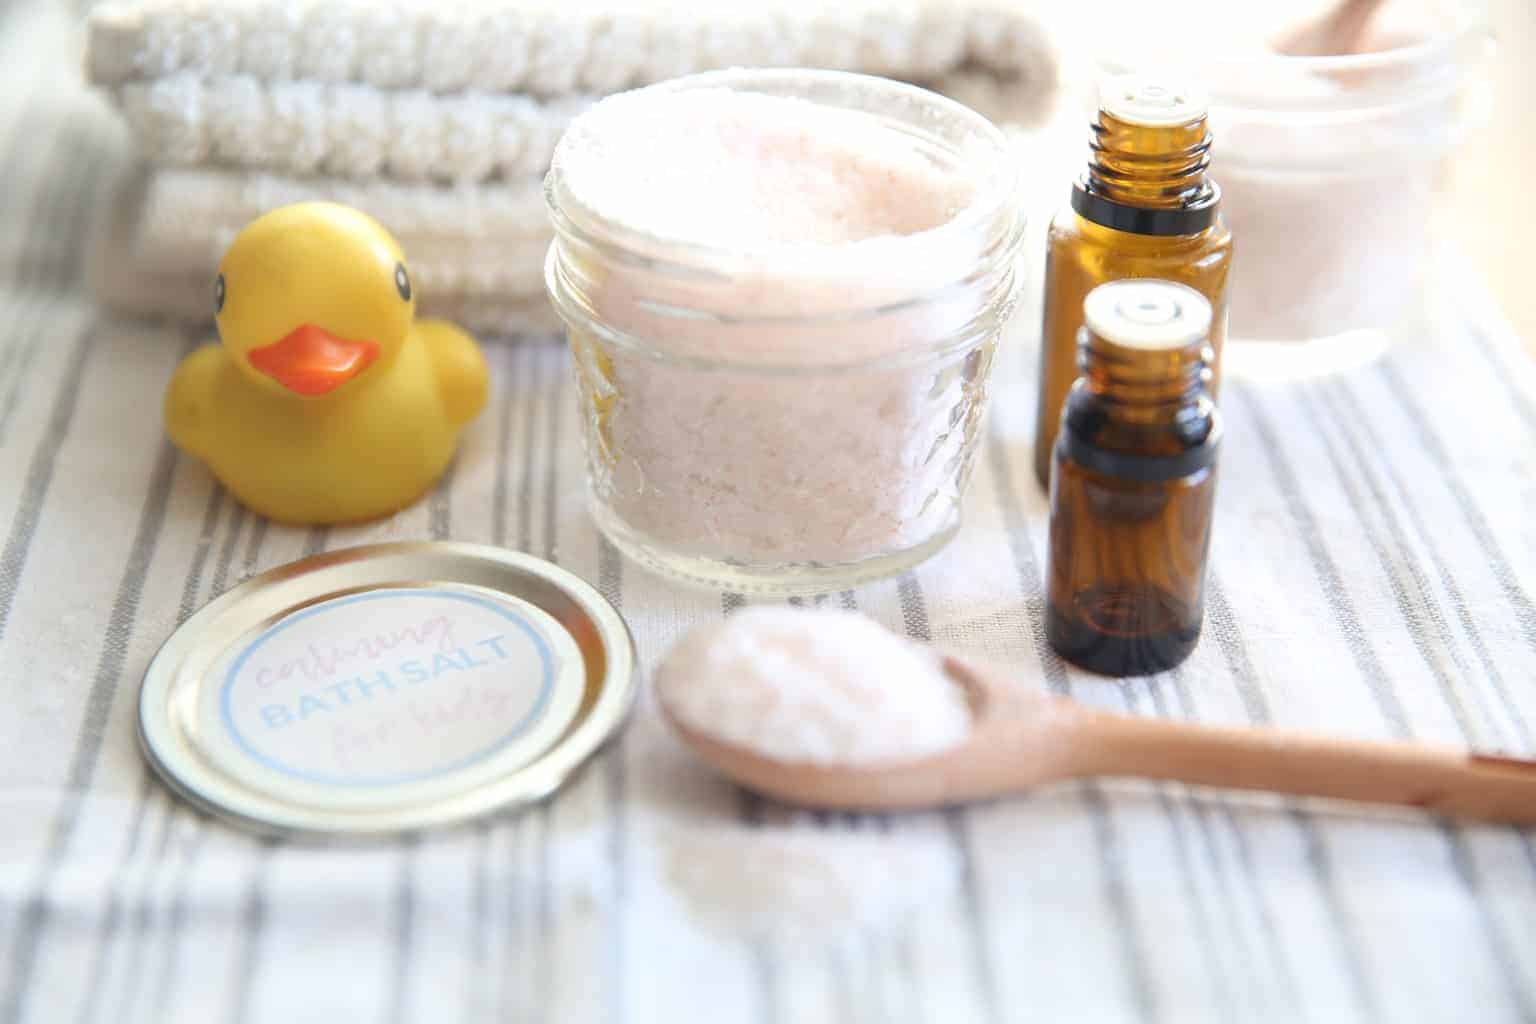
1098, 2, 1493, 378
545, 69, 1024, 594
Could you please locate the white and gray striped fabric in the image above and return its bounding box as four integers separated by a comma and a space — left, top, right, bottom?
3, 1, 1536, 1022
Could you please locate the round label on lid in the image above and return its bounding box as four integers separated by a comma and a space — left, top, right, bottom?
1083, 279, 1212, 350
198, 588, 572, 804
1099, 74, 1208, 127
139, 542, 636, 837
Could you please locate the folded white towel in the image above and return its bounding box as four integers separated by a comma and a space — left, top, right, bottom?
112, 76, 589, 183
103, 66, 1051, 184
85, 1, 1057, 330
96, 166, 560, 335
99, 262, 561, 336
87, 0, 1056, 183
131, 166, 550, 293
87, 0, 1053, 95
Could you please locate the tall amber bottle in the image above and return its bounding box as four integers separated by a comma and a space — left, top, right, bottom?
1033, 76, 1231, 488
1046, 279, 1219, 677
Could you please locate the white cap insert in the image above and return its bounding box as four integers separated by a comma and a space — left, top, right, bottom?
1084, 279, 1212, 351
1098, 75, 1208, 127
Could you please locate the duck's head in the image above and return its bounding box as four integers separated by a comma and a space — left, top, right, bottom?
215, 202, 416, 398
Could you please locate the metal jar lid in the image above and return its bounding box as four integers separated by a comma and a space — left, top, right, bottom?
138, 541, 636, 838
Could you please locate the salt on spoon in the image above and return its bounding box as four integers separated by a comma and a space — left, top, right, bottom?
656, 608, 972, 767
657, 609, 1536, 823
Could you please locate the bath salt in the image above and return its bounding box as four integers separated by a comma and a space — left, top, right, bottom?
547, 75, 1019, 578
659, 820, 960, 947
558, 88, 973, 250
654, 607, 973, 765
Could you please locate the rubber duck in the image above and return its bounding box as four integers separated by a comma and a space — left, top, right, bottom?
164, 202, 489, 524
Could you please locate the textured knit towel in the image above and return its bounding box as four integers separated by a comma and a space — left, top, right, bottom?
86, 0, 1058, 183
94, 167, 561, 336
86, 0, 1054, 93
100, 67, 1049, 184
123, 166, 550, 295
85, 0, 1058, 331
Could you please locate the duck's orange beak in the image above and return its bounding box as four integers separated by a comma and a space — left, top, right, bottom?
247, 324, 380, 396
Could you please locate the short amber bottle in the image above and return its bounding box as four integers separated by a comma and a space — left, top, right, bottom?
1046, 279, 1220, 677
1033, 75, 1232, 489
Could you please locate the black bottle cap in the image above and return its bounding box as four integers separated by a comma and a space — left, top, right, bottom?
1071, 180, 1221, 237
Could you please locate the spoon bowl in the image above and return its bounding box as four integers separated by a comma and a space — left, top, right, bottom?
663, 656, 1088, 810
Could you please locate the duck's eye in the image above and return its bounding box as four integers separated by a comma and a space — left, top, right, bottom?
214, 274, 226, 314
394, 263, 411, 302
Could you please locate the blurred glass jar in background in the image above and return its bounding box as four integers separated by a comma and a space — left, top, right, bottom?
1100, 1, 1492, 378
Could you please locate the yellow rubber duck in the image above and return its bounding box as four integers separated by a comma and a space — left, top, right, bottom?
165, 202, 489, 524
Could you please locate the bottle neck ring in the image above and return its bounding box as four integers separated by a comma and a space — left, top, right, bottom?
1071, 180, 1221, 237
1058, 419, 1221, 482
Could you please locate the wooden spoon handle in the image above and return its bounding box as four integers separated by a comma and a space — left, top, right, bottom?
1069, 712, 1536, 824
1273, 0, 1387, 56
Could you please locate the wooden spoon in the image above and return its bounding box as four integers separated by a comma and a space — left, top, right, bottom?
664, 655, 1536, 823
1271, 0, 1389, 57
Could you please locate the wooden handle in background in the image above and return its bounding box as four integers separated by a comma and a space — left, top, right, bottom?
1068, 712, 1536, 825
1272, 0, 1388, 56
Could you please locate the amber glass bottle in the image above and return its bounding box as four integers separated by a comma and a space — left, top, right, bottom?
1033, 76, 1232, 488
1046, 279, 1220, 677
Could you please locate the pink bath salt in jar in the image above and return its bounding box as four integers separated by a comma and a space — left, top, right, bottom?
545, 69, 1024, 594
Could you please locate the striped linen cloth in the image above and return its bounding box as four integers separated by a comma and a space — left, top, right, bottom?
4, 1, 1536, 1022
